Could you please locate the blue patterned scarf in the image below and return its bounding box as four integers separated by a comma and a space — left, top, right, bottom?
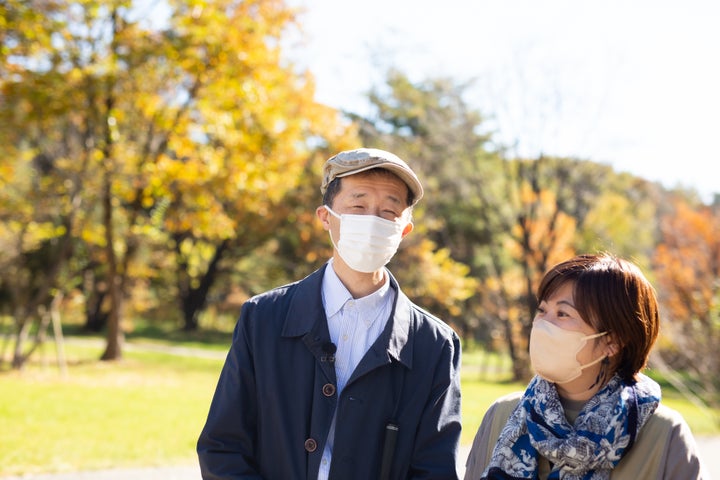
482, 374, 661, 479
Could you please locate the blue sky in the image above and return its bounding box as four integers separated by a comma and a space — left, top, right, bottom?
287, 0, 719, 201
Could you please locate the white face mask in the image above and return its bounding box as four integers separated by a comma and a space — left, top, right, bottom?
529, 318, 608, 384
324, 206, 406, 273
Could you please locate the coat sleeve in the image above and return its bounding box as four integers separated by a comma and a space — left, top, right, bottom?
659, 412, 711, 480
408, 333, 463, 479
197, 304, 264, 479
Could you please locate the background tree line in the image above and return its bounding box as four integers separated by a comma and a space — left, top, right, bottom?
1, 0, 718, 412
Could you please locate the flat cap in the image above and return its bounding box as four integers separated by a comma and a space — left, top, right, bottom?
321, 148, 424, 205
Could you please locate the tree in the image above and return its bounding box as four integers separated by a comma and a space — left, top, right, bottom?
0, 0, 97, 368
653, 196, 720, 408
488, 156, 578, 379
353, 70, 581, 379
574, 172, 661, 263
495, 155, 664, 380
150, 0, 348, 330
350, 69, 690, 381
0, 0, 350, 364
353, 69, 496, 332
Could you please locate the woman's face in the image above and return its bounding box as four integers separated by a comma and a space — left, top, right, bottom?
536, 282, 592, 331
535, 281, 607, 368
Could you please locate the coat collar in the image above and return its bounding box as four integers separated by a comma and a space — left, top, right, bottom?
281, 263, 413, 369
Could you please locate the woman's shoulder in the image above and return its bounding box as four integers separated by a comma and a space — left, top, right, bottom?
463, 391, 525, 480
649, 403, 689, 424
614, 402, 708, 479
485, 391, 525, 430
491, 391, 523, 411
642, 402, 694, 437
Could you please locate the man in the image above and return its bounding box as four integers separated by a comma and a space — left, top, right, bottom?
197, 148, 462, 479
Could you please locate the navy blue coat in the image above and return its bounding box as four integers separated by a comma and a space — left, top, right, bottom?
197, 264, 462, 479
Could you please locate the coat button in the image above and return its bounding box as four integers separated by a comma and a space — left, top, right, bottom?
322, 383, 336, 397
304, 438, 318, 452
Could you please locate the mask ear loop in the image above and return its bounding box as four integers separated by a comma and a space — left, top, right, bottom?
588, 356, 611, 390
584, 331, 611, 390
324, 206, 341, 251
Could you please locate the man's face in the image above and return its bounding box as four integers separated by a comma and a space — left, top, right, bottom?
330, 171, 410, 221
316, 170, 414, 253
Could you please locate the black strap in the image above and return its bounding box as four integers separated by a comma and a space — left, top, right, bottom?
379, 423, 399, 480
379, 363, 406, 480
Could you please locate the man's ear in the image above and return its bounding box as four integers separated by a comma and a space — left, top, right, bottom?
316, 206, 331, 231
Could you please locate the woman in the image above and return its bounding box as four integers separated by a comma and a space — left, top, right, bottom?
464, 253, 709, 479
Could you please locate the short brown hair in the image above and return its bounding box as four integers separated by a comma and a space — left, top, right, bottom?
536, 253, 660, 382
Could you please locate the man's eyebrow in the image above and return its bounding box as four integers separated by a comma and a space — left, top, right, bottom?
385, 194, 403, 205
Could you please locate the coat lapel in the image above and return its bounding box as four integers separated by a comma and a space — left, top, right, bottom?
279, 265, 415, 386
346, 271, 414, 385
280, 264, 336, 381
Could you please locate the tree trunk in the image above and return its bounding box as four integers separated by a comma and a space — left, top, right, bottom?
83, 268, 109, 332
99, 8, 124, 361
11, 311, 32, 369
180, 239, 229, 331
100, 167, 124, 361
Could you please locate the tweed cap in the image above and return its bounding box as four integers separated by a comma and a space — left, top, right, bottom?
321, 148, 423, 205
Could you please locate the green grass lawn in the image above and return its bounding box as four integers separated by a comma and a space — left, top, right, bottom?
0, 338, 718, 476
0, 342, 224, 476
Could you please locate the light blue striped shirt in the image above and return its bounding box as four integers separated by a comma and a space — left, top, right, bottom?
317, 259, 395, 480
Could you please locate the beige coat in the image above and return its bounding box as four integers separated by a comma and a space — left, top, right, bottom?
463, 391, 709, 479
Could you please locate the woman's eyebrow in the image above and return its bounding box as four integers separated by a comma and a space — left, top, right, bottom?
557, 299, 578, 310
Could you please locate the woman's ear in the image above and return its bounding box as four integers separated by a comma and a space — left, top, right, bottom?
605, 338, 620, 358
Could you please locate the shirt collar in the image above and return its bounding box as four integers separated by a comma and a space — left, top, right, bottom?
321, 259, 392, 320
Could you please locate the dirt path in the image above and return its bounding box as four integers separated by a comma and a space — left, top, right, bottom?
2, 438, 718, 479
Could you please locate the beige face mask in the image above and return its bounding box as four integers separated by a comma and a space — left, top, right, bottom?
529, 318, 608, 384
